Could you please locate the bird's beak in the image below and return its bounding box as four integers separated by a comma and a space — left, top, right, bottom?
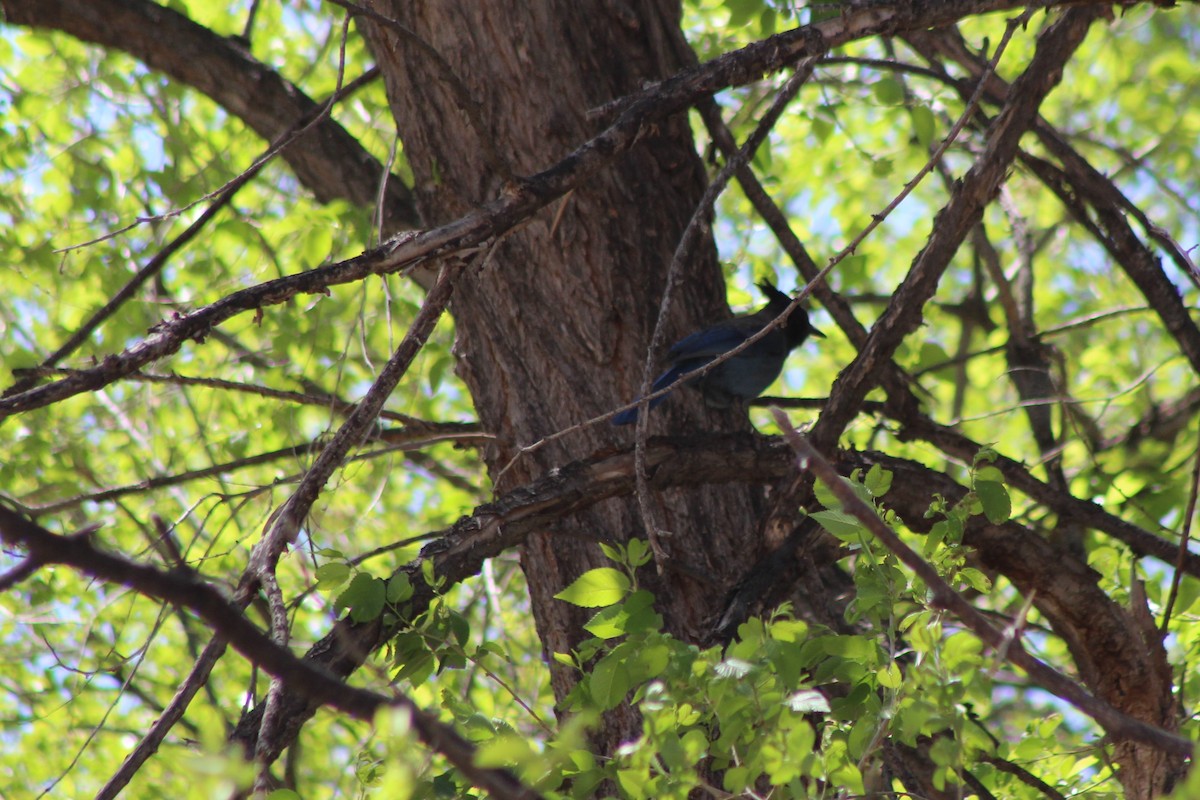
811, 326, 826, 338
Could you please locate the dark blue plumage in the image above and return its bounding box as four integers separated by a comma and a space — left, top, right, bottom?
613, 280, 823, 425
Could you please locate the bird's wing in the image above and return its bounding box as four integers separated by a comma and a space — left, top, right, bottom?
666, 322, 754, 361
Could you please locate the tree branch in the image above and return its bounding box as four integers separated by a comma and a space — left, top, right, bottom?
810, 6, 1100, 450
0, 507, 546, 800
772, 408, 1192, 759
905, 25, 1200, 377
0, 0, 1118, 420
226, 427, 1194, 760
0, 0, 419, 229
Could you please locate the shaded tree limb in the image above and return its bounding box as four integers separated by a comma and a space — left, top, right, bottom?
810, 6, 1099, 451
223, 428, 1191, 763
0, 0, 1119, 421
0, 507, 546, 800
746, 6, 1098, 610
835, 448, 1187, 794
7, 424, 1187, 777
905, 25, 1200, 376
772, 409, 1190, 761
895, 413, 1200, 572
2, 66, 385, 399
0, 0, 420, 230
245, 261, 465, 766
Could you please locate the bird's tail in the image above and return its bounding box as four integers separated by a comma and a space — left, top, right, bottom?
611, 368, 680, 425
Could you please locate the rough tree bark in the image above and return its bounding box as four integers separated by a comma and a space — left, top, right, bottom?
358, 0, 777, 750
1, 1, 1192, 797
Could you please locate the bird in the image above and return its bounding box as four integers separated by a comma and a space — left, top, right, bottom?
613, 280, 824, 425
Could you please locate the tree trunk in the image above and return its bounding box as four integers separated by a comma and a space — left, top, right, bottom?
359, 0, 772, 748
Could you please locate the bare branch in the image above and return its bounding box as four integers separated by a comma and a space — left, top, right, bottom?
0, 507, 547, 800
248, 261, 464, 578
0, 0, 1114, 421
811, 6, 1100, 450
771, 407, 1191, 759
0, 0, 419, 228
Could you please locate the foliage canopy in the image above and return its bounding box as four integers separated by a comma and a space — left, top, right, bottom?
1, 1, 1199, 798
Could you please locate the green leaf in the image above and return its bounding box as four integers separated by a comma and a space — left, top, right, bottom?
812, 476, 840, 509
474, 733, 534, 768
420, 559, 437, 587
864, 464, 892, 498
338, 574, 387, 623
725, 0, 764, 28
943, 631, 983, 671
913, 340, 952, 374
392, 649, 434, 685
975, 481, 1011, 524
811, 114, 835, 142
448, 610, 470, 646
876, 661, 902, 689
974, 464, 1005, 483
315, 561, 351, 589
848, 716, 878, 760
625, 538, 652, 568
929, 735, 961, 767
810, 509, 864, 542
584, 590, 659, 639
1174, 575, 1200, 615
427, 352, 450, 394
723, 765, 751, 794
554, 567, 630, 608
973, 446, 999, 466
770, 618, 808, 643
590, 651, 634, 709
617, 766, 651, 800
873, 77, 905, 105
759, 7, 776, 35
911, 104, 937, 148
959, 567, 992, 593
631, 640, 670, 682
387, 572, 414, 603
923, 520, 949, 556
598, 540, 625, 564
826, 741, 865, 793
811, 634, 878, 663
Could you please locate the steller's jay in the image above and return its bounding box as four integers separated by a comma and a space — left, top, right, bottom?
613, 280, 824, 425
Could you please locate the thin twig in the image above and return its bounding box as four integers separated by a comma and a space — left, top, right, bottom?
633, 60, 818, 569
2, 64, 381, 398
250, 261, 465, 577
770, 406, 1192, 758
0, 507, 546, 800
1159, 414, 1200, 632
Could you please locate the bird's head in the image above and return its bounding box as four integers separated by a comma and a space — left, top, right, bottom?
756, 279, 825, 346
